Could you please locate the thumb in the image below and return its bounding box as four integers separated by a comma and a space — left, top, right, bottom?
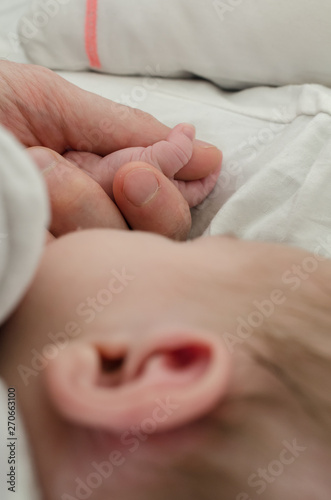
113, 162, 192, 241
62, 80, 169, 154
27, 147, 128, 236
56, 75, 222, 180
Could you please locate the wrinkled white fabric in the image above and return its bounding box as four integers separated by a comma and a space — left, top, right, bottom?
0, 125, 49, 324
19, 0, 331, 89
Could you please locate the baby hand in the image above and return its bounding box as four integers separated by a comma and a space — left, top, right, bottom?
27, 123, 221, 240
64, 123, 221, 208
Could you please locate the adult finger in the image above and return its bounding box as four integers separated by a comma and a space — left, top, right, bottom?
65, 124, 221, 206
27, 147, 128, 237
113, 162, 192, 241
0, 63, 222, 181
54, 73, 222, 180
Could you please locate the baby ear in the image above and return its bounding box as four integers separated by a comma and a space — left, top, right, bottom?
45, 329, 232, 433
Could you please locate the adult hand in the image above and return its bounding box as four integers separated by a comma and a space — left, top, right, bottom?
0, 61, 222, 239
29, 123, 219, 240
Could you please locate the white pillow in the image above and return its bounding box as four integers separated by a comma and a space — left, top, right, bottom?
19, 0, 331, 89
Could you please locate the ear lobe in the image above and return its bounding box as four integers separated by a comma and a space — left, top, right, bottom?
45, 330, 232, 433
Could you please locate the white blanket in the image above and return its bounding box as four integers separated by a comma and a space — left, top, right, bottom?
0, 127, 49, 325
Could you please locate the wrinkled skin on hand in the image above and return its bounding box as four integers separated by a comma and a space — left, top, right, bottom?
0, 61, 223, 240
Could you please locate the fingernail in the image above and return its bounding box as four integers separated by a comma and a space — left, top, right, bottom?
195, 139, 218, 150
28, 148, 58, 174
182, 124, 196, 141
123, 168, 160, 207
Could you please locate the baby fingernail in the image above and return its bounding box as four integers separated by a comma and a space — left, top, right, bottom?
182, 124, 196, 141
123, 168, 160, 207
27, 148, 58, 173
195, 139, 218, 150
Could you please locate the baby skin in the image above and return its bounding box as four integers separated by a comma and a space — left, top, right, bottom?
28, 123, 222, 240
1, 229, 331, 500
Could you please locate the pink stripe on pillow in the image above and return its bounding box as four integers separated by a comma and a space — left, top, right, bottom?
85, 0, 101, 69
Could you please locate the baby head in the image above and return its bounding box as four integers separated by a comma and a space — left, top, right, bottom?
1, 229, 331, 500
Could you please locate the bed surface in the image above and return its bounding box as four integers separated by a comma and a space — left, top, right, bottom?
1, 0, 331, 255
